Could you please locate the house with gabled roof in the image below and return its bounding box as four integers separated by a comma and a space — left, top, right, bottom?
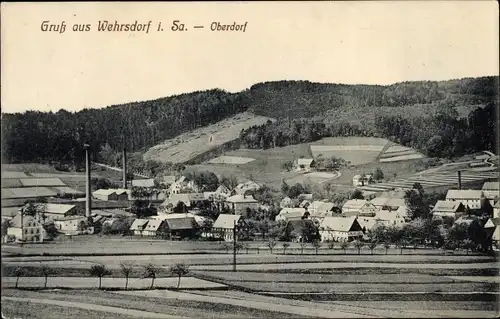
484, 217, 500, 244
283, 219, 319, 243
131, 179, 156, 188
342, 199, 377, 217
5, 213, 50, 243
482, 181, 499, 204
164, 217, 199, 239
432, 200, 466, 219
129, 218, 149, 236
142, 219, 166, 237
160, 193, 207, 213
226, 194, 259, 216
43, 203, 78, 220
276, 207, 308, 222
212, 214, 241, 241
93, 188, 129, 201
446, 189, 484, 210
233, 180, 261, 195
294, 158, 315, 172
309, 201, 340, 217
318, 216, 363, 242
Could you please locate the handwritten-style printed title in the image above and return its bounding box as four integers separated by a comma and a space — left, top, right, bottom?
40, 20, 249, 33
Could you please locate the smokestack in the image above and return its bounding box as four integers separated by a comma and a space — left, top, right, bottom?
122, 148, 127, 189
457, 170, 462, 190
84, 144, 92, 218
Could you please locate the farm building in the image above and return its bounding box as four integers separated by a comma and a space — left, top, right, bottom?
276, 207, 308, 222
162, 175, 177, 185
370, 197, 408, 216
129, 218, 149, 236
131, 179, 156, 188
482, 181, 499, 204
142, 219, 166, 237
342, 199, 377, 217
280, 197, 294, 208
283, 219, 319, 243
356, 216, 385, 232
53, 216, 93, 235
294, 158, 315, 172
5, 213, 50, 243
233, 181, 261, 195
212, 214, 241, 241
204, 185, 232, 201
1, 187, 57, 200
352, 175, 374, 187
318, 217, 363, 242
299, 200, 311, 208
168, 176, 200, 195
484, 217, 500, 244
163, 217, 199, 239
446, 190, 484, 209
154, 212, 207, 227
309, 201, 341, 217
161, 193, 207, 212
93, 189, 129, 201
43, 203, 78, 220
225, 194, 259, 216
432, 200, 466, 219
375, 209, 407, 227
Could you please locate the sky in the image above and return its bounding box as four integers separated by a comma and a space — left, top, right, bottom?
1, 1, 498, 113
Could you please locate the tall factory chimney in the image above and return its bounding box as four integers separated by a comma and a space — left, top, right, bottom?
84, 144, 92, 218
457, 170, 462, 190
122, 148, 127, 189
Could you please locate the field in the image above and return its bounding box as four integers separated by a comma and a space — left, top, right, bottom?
309, 137, 389, 165
207, 156, 255, 164
143, 112, 274, 164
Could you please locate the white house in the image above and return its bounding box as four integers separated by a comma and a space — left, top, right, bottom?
432, 200, 466, 219
446, 190, 484, 209
482, 181, 499, 204
318, 217, 363, 242
342, 199, 377, 217
375, 209, 407, 227
352, 174, 374, 187
142, 219, 165, 237
233, 181, 261, 195
309, 201, 339, 217
93, 189, 129, 201
53, 216, 92, 235
356, 216, 385, 232
226, 194, 259, 216
276, 207, 307, 222
129, 218, 149, 236
131, 179, 156, 188
212, 214, 241, 241
42, 203, 78, 220
484, 217, 500, 244
294, 158, 315, 172
280, 197, 294, 208
168, 176, 200, 194
5, 213, 49, 243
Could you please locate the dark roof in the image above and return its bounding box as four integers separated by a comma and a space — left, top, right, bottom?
165, 217, 198, 230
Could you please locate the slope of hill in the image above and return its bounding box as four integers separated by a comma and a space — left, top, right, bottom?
1, 76, 497, 167
143, 112, 274, 164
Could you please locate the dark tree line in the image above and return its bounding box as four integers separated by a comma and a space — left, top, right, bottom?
2, 76, 497, 164
2, 89, 244, 164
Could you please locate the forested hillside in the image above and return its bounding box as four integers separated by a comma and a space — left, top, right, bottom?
1, 76, 498, 166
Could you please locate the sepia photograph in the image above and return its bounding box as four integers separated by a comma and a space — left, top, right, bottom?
1, 1, 499, 318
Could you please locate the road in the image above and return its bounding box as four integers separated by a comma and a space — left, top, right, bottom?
2, 296, 186, 319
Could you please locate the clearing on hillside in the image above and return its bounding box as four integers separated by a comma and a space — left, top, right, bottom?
207, 156, 255, 165
143, 112, 274, 164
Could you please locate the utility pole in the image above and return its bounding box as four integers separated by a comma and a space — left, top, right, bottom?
84, 144, 92, 218
233, 219, 237, 272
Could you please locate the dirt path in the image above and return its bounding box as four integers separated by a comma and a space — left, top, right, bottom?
2, 296, 187, 319
114, 289, 376, 318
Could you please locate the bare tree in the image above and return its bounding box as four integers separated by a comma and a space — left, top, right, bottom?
142, 263, 158, 289
169, 263, 189, 289
299, 241, 307, 255
282, 242, 290, 255
353, 240, 365, 255
40, 265, 53, 289
368, 241, 378, 255
267, 239, 277, 254
120, 262, 134, 290
340, 241, 349, 254
90, 264, 111, 289
312, 240, 322, 255
384, 241, 391, 255
13, 267, 25, 289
